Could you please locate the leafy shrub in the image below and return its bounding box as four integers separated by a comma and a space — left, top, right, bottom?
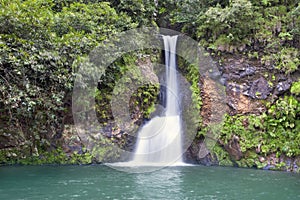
291, 80, 300, 96
0, 0, 135, 158
196, 0, 255, 47
219, 96, 300, 158
275, 48, 299, 74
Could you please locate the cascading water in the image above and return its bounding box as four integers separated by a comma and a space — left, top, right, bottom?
131, 35, 184, 165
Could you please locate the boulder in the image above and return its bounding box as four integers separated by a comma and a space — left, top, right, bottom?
275, 80, 291, 95
239, 66, 256, 78
223, 135, 243, 161
248, 77, 272, 99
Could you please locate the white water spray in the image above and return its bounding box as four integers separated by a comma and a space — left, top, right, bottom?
131, 35, 184, 165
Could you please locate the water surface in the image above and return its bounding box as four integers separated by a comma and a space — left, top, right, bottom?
0, 165, 299, 199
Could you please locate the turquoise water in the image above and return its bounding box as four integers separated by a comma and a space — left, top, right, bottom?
0, 165, 299, 200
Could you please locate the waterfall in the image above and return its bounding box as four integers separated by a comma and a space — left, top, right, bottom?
131, 35, 183, 165
164, 36, 180, 116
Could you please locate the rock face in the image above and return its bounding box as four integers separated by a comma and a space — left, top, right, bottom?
262, 154, 300, 172
240, 66, 256, 78
222, 135, 243, 161
0, 134, 18, 149
184, 139, 219, 166
226, 82, 265, 115
0, 56, 158, 165
0, 50, 298, 172
200, 77, 227, 125
248, 77, 272, 99
218, 57, 270, 115
191, 54, 299, 172
275, 80, 291, 95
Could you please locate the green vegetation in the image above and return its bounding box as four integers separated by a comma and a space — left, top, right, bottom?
0, 0, 143, 164
291, 80, 300, 96
217, 95, 300, 169
0, 147, 92, 165
0, 0, 299, 169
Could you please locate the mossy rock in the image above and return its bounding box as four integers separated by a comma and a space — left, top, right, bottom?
212, 145, 234, 167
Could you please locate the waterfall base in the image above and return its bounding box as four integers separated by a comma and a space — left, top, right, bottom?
130, 115, 183, 165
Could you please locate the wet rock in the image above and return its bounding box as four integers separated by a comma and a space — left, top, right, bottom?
0, 133, 19, 149
198, 153, 216, 166
223, 135, 243, 161
208, 68, 222, 80
239, 66, 256, 78
227, 82, 249, 94
293, 157, 300, 172
198, 142, 210, 159
219, 75, 227, 86
224, 62, 256, 79
185, 140, 219, 166
184, 143, 199, 164
293, 163, 298, 171
122, 134, 136, 152
226, 82, 265, 114
277, 74, 288, 81
275, 80, 291, 95
262, 155, 300, 172
263, 164, 275, 170
228, 74, 241, 79
227, 99, 237, 110
248, 77, 272, 99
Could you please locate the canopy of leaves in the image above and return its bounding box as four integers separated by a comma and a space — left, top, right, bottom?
0, 0, 299, 164
0, 0, 135, 152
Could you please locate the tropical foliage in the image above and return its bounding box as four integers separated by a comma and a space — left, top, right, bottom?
0, 0, 299, 166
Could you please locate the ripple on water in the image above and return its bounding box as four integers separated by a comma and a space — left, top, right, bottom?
0, 165, 299, 200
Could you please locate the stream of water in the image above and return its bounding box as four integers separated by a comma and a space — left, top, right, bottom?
131, 35, 183, 165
